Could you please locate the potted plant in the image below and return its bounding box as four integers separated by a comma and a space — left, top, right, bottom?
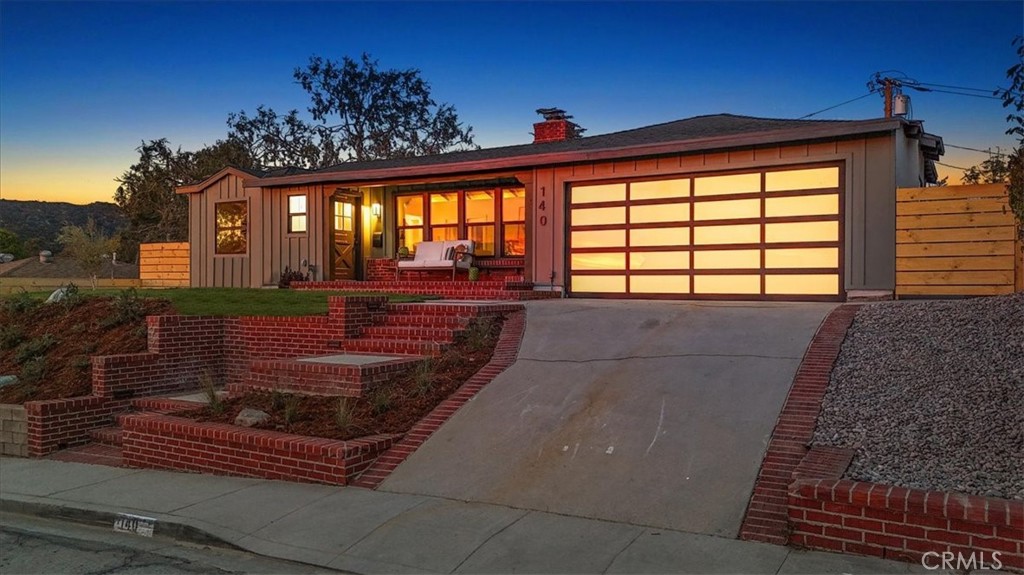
468, 266, 480, 282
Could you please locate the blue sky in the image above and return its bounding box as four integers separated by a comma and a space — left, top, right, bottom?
1, 1, 1021, 204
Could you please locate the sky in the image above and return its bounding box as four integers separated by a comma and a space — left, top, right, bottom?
1, 1, 1021, 205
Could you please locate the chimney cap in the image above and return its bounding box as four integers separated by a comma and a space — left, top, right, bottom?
536, 108, 572, 121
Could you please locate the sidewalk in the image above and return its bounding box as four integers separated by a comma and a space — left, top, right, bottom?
0, 458, 933, 574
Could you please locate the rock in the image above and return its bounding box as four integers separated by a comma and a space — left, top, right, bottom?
38, 250, 53, 264
234, 408, 270, 427
45, 287, 71, 304
0, 375, 18, 388
0, 253, 14, 264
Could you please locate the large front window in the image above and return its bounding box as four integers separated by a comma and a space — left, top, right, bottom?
396, 187, 525, 257
215, 201, 247, 255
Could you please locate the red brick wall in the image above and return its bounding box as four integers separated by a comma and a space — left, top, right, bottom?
533, 119, 571, 143
789, 477, 1023, 571
366, 258, 396, 281
120, 412, 398, 485
24, 396, 126, 456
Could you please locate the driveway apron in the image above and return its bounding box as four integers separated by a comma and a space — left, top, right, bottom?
380, 299, 835, 537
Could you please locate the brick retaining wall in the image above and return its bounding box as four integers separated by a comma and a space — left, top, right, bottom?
120, 412, 399, 485
0, 404, 27, 456
24, 396, 126, 456
788, 447, 1023, 571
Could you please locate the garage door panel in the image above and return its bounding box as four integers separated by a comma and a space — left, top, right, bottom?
630, 275, 690, 293
568, 166, 842, 300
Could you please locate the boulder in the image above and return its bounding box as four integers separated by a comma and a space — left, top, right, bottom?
45, 287, 70, 304
234, 408, 271, 427
0, 375, 18, 388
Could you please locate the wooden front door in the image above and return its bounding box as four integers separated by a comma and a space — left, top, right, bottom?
331, 196, 360, 280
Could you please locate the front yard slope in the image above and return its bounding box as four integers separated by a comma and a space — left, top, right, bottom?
813, 293, 1023, 500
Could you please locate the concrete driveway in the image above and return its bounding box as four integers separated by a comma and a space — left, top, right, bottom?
380, 299, 835, 537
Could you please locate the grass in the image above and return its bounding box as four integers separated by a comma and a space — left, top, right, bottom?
6, 288, 433, 317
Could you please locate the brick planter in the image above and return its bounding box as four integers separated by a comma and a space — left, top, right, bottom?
788, 456, 1023, 570
120, 412, 399, 485
0, 403, 27, 456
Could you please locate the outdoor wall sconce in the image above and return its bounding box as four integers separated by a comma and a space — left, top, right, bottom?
372, 203, 382, 218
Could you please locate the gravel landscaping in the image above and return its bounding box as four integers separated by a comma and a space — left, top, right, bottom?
813, 293, 1023, 500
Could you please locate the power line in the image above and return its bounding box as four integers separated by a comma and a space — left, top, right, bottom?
945, 143, 1010, 157
798, 92, 875, 119
906, 86, 1003, 100
935, 160, 972, 171
917, 81, 1022, 97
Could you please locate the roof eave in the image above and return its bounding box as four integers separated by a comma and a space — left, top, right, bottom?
248, 118, 904, 188
175, 166, 262, 194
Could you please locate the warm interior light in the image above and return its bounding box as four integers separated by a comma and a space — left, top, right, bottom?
372, 203, 381, 217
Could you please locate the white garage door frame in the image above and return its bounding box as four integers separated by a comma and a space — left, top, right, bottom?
566, 162, 846, 301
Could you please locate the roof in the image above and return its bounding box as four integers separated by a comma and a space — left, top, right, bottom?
178, 113, 934, 191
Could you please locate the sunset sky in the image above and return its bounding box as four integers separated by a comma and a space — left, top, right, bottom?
1, 1, 1021, 205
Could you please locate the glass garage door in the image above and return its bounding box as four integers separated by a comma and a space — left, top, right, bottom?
567, 165, 843, 300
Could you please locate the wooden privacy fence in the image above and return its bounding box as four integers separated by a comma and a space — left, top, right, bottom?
139, 242, 190, 287
896, 183, 1022, 297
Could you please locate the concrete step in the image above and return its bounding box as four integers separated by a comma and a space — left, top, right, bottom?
233, 354, 423, 397
88, 426, 123, 447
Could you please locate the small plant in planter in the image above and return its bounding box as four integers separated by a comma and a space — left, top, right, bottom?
468, 266, 480, 281
278, 266, 310, 288
397, 246, 411, 259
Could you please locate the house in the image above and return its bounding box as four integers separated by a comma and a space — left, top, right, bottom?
176, 111, 943, 301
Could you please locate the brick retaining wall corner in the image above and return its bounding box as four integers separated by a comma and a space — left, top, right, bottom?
120, 412, 399, 485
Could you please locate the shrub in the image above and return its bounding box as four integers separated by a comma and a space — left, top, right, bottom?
1, 289, 39, 315
200, 372, 225, 416
370, 386, 392, 415
463, 317, 497, 352
59, 282, 82, 312
19, 357, 47, 385
278, 266, 309, 288
283, 395, 301, 425
112, 288, 144, 325
413, 358, 434, 397
15, 334, 57, 364
334, 397, 356, 431
0, 325, 25, 350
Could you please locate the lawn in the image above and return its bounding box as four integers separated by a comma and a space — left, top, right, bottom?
12, 287, 431, 316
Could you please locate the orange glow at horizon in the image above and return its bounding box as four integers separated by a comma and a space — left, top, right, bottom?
0, 163, 121, 205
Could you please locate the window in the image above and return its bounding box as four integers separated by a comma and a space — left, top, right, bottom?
397, 195, 424, 252
288, 195, 307, 233
395, 187, 526, 257
215, 201, 247, 255
334, 201, 353, 231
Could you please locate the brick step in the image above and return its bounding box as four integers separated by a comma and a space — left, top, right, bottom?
88, 426, 123, 447
385, 302, 524, 316
342, 338, 447, 357
378, 314, 471, 328
235, 355, 423, 397
361, 325, 458, 342
49, 443, 123, 468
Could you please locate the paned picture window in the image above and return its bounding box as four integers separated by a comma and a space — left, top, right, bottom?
288, 195, 307, 233
215, 201, 247, 254
395, 187, 526, 257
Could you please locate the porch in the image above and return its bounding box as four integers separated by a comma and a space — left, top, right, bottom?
292, 255, 557, 301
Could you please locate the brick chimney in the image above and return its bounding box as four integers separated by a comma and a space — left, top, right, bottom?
533, 108, 584, 143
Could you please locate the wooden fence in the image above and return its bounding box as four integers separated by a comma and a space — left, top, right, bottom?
896, 183, 1022, 297
139, 242, 190, 288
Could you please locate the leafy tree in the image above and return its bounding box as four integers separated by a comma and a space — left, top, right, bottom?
294, 53, 477, 162
57, 218, 119, 289
114, 138, 255, 249
227, 106, 338, 169
0, 228, 28, 259
994, 35, 1024, 240
960, 152, 1011, 184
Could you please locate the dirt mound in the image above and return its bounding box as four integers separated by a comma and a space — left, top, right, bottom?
0, 296, 175, 403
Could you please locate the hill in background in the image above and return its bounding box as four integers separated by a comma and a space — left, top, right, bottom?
0, 199, 126, 255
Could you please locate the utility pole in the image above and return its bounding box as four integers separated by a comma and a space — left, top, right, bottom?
883, 78, 893, 118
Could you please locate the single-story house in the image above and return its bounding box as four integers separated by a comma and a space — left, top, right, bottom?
176, 110, 943, 301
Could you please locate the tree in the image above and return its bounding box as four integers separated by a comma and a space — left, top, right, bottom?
994, 35, 1024, 240
294, 53, 477, 162
114, 138, 255, 250
57, 219, 119, 289
960, 151, 1011, 184
227, 106, 338, 169
0, 228, 28, 259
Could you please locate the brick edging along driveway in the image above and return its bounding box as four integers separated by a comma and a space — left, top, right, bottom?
352, 310, 527, 489
739, 304, 861, 544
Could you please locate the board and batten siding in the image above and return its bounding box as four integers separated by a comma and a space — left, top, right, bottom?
188, 174, 254, 287
254, 184, 328, 287
528, 134, 899, 292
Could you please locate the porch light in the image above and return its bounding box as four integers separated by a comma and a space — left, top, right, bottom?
372, 203, 382, 217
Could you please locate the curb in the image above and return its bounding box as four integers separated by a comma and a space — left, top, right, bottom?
0, 494, 240, 551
